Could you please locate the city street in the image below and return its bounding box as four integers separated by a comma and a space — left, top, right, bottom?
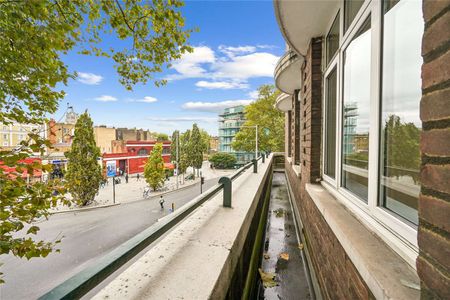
0, 177, 223, 300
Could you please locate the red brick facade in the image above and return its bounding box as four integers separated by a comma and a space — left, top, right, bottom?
417, 1, 450, 299
285, 37, 375, 299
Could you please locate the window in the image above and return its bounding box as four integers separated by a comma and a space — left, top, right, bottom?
379, 0, 423, 225
342, 17, 371, 202
344, 0, 364, 32
324, 68, 337, 179
137, 148, 148, 156
321, 0, 423, 258
326, 12, 340, 65
3, 134, 8, 140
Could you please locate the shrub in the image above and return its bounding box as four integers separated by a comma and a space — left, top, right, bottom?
209, 153, 237, 169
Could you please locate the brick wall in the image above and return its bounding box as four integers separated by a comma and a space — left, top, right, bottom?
286, 166, 374, 299
301, 38, 322, 184
285, 37, 374, 299
417, 1, 450, 299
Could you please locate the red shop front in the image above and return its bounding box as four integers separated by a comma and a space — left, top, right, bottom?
102, 141, 172, 175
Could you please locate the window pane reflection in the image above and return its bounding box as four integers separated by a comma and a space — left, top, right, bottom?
342, 17, 371, 202
325, 68, 337, 178
326, 13, 340, 65
344, 0, 364, 32
379, 0, 423, 225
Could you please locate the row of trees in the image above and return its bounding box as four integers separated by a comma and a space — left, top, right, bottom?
171, 124, 209, 180
0, 0, 193, 275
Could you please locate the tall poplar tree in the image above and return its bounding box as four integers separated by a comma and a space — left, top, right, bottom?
144, 143, 166, 191
189, 124, 204, 177
179, 130, 191, 181
171, 130, 180, 165
65, 112, 102, 206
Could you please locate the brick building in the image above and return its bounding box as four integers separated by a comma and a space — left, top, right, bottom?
273, 0, 449, 299
102, 140, 172, 176
93, 125, 116, 154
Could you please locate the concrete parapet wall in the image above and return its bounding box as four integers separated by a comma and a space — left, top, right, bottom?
92, 155, 274, 299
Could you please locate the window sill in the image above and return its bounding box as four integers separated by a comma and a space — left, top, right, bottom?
305, 183, 420, 300
286, 157, 301, 177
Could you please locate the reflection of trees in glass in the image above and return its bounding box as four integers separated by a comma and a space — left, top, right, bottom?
383, 115, 420, 183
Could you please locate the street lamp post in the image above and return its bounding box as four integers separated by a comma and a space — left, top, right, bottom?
176, 131, 179, 190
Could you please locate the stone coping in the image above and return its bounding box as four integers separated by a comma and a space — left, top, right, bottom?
92, 156, 273, 299
305, 183, 420, 300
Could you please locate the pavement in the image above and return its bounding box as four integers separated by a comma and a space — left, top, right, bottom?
51, 161, 233, 213
0, 172, 231, 300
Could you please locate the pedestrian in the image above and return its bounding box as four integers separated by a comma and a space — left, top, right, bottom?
159, 195, 165, 210
125, 173, 129, 183
137, 173, 140, 181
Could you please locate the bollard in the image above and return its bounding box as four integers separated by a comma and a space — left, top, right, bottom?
219, 176, 232, 208
252, 159, 258, 173
262, 154, 265, 163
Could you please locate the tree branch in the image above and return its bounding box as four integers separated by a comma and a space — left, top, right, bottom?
114, 0, 135, 33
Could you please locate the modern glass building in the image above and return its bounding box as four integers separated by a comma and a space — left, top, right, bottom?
218, 105, 254, 165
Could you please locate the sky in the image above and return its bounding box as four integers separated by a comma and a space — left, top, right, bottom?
56, 1, 285, 136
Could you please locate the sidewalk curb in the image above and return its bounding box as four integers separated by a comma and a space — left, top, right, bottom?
148, 179, 200, 199
50, 203, 121, 215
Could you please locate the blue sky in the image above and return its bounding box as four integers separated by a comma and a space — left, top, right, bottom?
57, 1, 285, 135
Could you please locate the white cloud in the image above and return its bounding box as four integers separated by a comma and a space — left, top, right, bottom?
126, 96, 158, 103
212, 52, 279, 80
146, 116, 217, 123
94, 95, 117, 102
166, 46, 215, 80
182, 99, 254, 113
218, 45, 257, 57
137, 96, 158, 103
195, 80, 249, 90
77, 72, 103, 85
248, 90, 259, 99
166, 45, 279, 84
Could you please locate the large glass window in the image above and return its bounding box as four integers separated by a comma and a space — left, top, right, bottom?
325, 68, 337, 178
379, 0, 423, 225
344, 0, 364, 32
342, 17, 371, 202
326, 12, 340, 65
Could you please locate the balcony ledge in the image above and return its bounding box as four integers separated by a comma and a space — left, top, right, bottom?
305, 183, 420, 300
275, 93, 292, 112
273, 0, 339, 56
274, 50, 303, 95
92, 157, 273, 299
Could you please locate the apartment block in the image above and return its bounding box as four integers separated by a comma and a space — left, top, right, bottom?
273, 0, 449, 299
0, 123, 45, 150
218, 105, 254, 165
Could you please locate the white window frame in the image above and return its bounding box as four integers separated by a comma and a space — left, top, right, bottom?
321, 0, 419, 268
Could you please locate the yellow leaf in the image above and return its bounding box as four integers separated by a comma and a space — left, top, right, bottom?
258, 268, 277, 288
279, 252, 289, 261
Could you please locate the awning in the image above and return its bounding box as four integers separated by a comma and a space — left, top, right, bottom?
164, 163, 175, 170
